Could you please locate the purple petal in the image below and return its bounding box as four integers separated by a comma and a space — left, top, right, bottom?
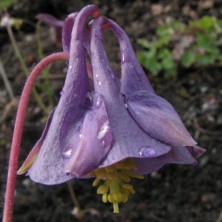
135, 145, 203, 175
187, 145, 206, 158
91, 17, 171, 169
62, 13, 78, 52
36, 13, 64, 27
27, 5, 99, 184
64, 93, 113, 177
107, 19, 154, 96
62, 13, 91, 53
17, 110, 55, 175
126, 90, 196, 147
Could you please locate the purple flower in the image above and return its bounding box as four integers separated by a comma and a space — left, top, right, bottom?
36, 13, 64, 45
18, 5, 205, 213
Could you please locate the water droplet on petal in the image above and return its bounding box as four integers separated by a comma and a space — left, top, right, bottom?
98, 81, 102, 86
79, 134, 83, 138
86, 92, 92, 101
95, 74, 99, 78
95, 96, 103, 108
122, 53, 126, 63
124, 103, 128, 108
138, 147, 156, 157
62, 148, 72, 158
69, 65, 72, 70
97, 121, 110, 140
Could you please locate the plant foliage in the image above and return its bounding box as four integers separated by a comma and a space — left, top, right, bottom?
0, 0, 16, 10
138, 16, 222, 78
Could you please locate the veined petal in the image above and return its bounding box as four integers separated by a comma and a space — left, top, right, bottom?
36, 13, 64, 28
17, 110, 55, 175
25, 5, 99, 185
135, 145, 205, 175
64, 93, 113, 177
91, 17, 171, 169
36, 13, 64, 45
107, 19, 154, 96
126, 90, 196, 147
62, 13, 78, 52
187, 145, 206, 158
62, 12, 91, 53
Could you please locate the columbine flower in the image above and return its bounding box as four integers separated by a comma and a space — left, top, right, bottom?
18, 5, 205, 213
36, 13, 64, 45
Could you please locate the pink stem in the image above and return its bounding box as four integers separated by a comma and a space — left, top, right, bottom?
3, 52, 69, 222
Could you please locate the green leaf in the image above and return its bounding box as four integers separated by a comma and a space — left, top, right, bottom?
0, 0, 16, 10
137, 39, 151, 49
138, 52, 162, 74
164, 67, 177, 78
155, 36, 170, 48
197, 34, 215, 51
156, 25, 173, 38
196, 54, 216, 65
190, 16, 215, 30
158, 48, 171, 59
181, 51, 196, 67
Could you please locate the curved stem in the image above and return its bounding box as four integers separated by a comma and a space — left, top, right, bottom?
3, 52, 69, 222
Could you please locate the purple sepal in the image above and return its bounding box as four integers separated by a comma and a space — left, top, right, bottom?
26, 5, 99, 185
64, 93, 113, 177
90, 17, 171, 168
107, 19, 154, 96
36, 13, 64, 28
126, 90, 196, 147
62, 13, 78, 52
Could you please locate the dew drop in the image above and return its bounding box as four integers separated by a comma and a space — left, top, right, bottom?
79, 134, 83, 138
86, 92, 92, 101
60, 90, 64, 96
124, 103, 128, 108
138, 147, 156, 157
122, 53, 126, 63
98, 81, 102, 86
95, 96, 103, 108
97, 121, 110, 140
69, 65, 72, 70
62, 149, 72, 158
101, 140, 105, 146
95, 74, 99, 78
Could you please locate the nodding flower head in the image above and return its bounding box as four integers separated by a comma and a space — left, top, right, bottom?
18, 5, 205, 213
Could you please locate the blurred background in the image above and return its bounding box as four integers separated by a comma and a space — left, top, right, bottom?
1, 0, 222, 221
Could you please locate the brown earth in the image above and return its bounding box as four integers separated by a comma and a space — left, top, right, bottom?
1, 0, 222, 222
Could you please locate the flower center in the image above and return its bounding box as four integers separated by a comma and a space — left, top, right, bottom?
88, 158, 144, 213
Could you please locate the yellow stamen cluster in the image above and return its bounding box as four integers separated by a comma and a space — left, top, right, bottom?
88, 158, 144, 213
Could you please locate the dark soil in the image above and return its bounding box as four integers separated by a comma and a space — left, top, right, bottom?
1, 1, 222, 222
